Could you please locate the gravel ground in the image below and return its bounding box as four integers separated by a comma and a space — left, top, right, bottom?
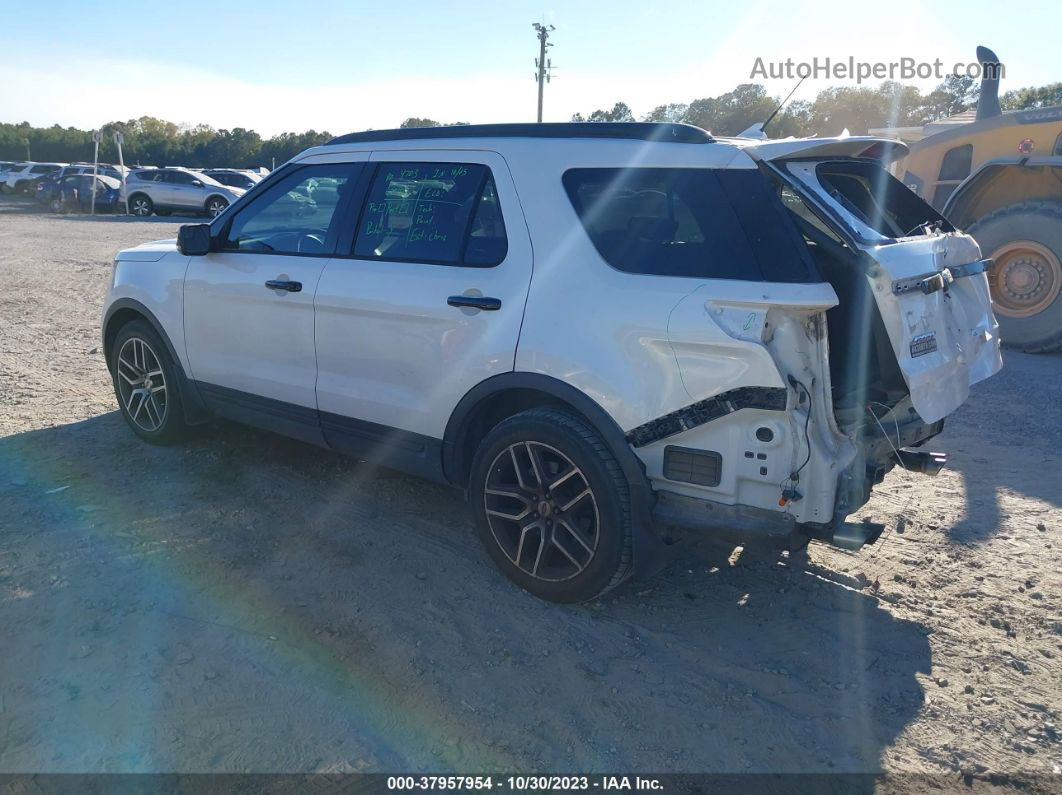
0, 196, 1060, 785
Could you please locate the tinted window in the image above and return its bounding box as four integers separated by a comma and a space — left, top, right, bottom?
353, 162, 495, 265
938, 144, 973, 181
223, 163, 358, 255
133, 170, 159, 182
563, 167, 818, 282
464, 176, 508, 266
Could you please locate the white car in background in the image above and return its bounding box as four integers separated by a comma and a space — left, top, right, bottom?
3, 162, 66, 194
123, 167, 245, 217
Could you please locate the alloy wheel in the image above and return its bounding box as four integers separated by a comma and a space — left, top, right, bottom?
483, 441, 600, 582
207, 199, 227, 217
130, 197, 151, 216
115, 337, 168, 432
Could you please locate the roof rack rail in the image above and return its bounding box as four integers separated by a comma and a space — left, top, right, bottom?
326, 122, 714, 146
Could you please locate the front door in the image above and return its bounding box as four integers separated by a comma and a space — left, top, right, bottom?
183, 157, 367, 443
313, 151, 533, 476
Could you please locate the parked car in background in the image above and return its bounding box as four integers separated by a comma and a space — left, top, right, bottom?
35, 164, 130, 206
0, 161, 20, 180
56, 174, 122, 213
204, 169, 261, 190
35, 173, 62, 206
123, 168, 245, 217
3, 162, 65, 194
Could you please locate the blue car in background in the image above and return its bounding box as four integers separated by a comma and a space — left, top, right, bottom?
54, 174, 123, 213
35, 173, 62, 206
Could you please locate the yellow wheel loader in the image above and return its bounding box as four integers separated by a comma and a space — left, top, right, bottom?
893, 47, 1062, 352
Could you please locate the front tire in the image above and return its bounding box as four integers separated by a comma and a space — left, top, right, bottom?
968, 201, 1062, 353
129, 193, 153, 217
109, 320, 188, 445
469, 407, 633, 603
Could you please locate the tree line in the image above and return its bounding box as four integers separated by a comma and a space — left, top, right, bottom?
1, 77, 1058, 167
569, 77, 1061, 137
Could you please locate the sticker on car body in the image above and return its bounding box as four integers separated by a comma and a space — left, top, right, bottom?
910, 332, 938, 357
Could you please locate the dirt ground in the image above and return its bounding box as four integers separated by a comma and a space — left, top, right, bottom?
0, 195, 1059, 784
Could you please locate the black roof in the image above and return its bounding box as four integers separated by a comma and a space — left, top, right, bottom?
327, 122, 714, 146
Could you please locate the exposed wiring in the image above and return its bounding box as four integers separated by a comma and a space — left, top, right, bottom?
866, 403, 910, 474
867, 400, 902, 452
780, 375, 813, 503
790, 378, 813, 479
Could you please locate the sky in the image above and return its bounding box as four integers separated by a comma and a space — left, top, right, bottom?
1, 0, 1059, 137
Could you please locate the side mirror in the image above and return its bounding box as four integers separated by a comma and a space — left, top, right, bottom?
191, 179, 203, 187
177, 223, 212, 256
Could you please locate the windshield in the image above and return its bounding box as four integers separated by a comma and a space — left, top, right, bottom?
786, 159, 954, 242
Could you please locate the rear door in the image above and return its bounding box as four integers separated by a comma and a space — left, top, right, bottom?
166, 170, 204, 209
778, 157, 1002, 423
313, 151, 532, 475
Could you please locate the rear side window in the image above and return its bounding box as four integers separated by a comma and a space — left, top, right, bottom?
353, 162, 507, 267
563, 167, 818, 282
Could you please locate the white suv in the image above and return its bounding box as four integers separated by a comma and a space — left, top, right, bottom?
102, 123, 1001, 602
3, 161, 65, 193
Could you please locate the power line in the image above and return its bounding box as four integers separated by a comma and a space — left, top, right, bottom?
532, 23, 555, 123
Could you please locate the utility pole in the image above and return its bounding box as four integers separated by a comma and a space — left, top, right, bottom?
532, 22, 555, 123
22, 137, 30, 160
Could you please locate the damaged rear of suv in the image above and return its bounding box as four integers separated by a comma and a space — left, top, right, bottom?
613, 134, 1002, 562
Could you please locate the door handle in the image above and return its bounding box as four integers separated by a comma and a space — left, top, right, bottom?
447, 295, 501, 311
265, 279, 302, 292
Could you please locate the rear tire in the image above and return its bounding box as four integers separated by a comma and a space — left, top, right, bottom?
968, 201, 1062, 353
129, 193, 153, 217
469, 407, 633, 603
109, 320, 188, 445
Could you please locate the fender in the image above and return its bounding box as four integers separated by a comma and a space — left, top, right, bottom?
443, 372, 667, 575
102, 298, 210, 423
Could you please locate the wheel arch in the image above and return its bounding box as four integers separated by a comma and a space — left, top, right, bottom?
442, 373, 638, 486
102, 298, 210, 422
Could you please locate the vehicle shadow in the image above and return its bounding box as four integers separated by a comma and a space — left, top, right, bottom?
0, 413, 930, 779
937, 350, 1062, 545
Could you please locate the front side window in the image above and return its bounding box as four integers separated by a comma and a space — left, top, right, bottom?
353, 162, 506, 266
222, 163, 358, 255
563, 167, 818, 282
